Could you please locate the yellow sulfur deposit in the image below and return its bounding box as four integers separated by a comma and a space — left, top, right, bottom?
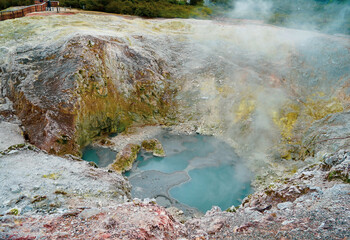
272, 93, 344, 145
304, 94, 344, 121
234, 96, 256, 123
272, 103, 300, 142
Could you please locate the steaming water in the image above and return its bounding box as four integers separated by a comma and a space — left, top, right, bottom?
83, 133, 253, 213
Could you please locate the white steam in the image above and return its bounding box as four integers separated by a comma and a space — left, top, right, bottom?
226, 0, 350, 35
230, 0, 273, 20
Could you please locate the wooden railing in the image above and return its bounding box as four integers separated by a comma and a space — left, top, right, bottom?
0, 1, 59, 21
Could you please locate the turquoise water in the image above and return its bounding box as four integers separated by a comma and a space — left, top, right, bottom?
82, 145, 117, 168
82, 133, 253, 213
169, 165, 252, 212
126, 133, 253, 213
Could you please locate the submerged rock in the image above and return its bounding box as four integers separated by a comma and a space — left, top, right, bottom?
141, 138, 166, 157
110, 143, 141, 173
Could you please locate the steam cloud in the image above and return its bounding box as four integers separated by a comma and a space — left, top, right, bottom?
230, 0, 273, 20
226, 0, 350, 35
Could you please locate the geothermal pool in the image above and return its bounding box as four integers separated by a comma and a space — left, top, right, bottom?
83, 134, 253, 213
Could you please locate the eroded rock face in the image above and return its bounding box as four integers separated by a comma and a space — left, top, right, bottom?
302, 111, 350, 157
0, 17, 180, 155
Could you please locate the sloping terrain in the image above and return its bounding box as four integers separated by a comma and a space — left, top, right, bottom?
0, 14, 349, 159
0, 13, 349, 239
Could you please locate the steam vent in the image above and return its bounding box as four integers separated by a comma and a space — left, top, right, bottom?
0, 1, 349, 239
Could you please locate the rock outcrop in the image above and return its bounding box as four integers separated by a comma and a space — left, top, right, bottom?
0, 121, 131, 220
141, 138, 166, 157
110, 143, 141, 173
0, 16, 179, 156
302, 111, 350, 157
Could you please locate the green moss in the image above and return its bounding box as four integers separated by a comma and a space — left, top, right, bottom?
8, 144, 26, 150
56, 135, 69, 145
225, 206, 237, 213
88, 161, 98, 168
7, 208, 20, 216
327, 170, 350, 183
0, 143, 28, 155
111, 144, 141, 173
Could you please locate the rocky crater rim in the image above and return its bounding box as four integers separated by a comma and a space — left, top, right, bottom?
0, 12, 349, 200
0, 13, 349, 239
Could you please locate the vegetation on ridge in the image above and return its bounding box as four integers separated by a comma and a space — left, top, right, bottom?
62, 0, 212, 18
0, 0, 212, 18
1, 0, 348, 35
0, 0, 32, 10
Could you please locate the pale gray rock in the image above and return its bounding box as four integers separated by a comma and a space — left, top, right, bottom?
78, 208, 102, 219
303, 112, 350, 156
277, 201, 293, 210
0, 149, 130, 216
0, 122, 25, 152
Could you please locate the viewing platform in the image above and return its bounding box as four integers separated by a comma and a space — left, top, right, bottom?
0, 1, 60, 21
